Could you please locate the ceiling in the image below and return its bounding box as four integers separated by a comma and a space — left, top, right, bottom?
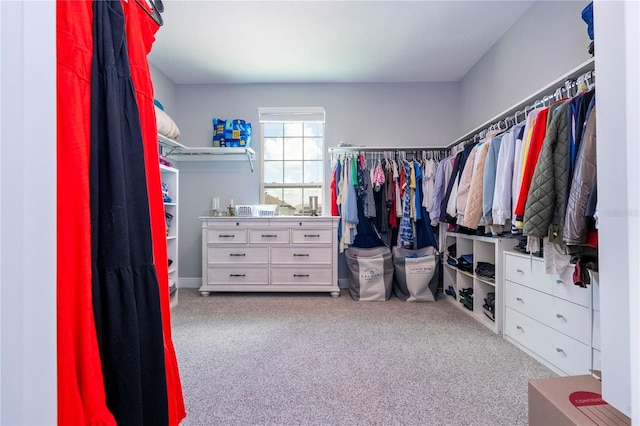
149, 0, 535, 85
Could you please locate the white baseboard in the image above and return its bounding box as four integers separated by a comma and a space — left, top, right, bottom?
179, 277, 202, 289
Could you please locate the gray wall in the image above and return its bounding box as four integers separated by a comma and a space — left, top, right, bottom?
172, 82, 461, 279
150, 63, 177, 116
458, 0, 591, 137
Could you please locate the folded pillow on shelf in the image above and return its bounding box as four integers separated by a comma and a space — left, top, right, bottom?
155, 105, 181, 140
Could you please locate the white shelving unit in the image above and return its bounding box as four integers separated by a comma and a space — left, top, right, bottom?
160, 164, 179, 308
158, 134, 256, 171
442, 231, 514, 333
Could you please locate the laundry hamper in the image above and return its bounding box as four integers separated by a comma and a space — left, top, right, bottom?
392, 246, 439, 302
345, 246, 394, 301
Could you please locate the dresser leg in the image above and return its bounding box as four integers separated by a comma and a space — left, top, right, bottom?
199, 291, 211, 297
330, 291, 340, 298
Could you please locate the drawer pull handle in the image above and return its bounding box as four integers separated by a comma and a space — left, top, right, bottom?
293, 274, 310, 277
229, 274, 246, 277
556, 279, 564, 284
516, 297, 524, 303
229, 253, 246, 257
219, 234, 235, 238
555, 313, 565, 319
304, 234, 320, 238
556, 348, 565, 354
516, 269, 525, 274
293, 254, 310, 257
261, 234, 278, 238
516, 325, 524, 331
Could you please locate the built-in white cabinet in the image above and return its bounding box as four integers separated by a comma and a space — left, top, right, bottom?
442, 232, 513, 333
200, 216, 340, 297
160, 164, 179, 308
503, 251, 596, 376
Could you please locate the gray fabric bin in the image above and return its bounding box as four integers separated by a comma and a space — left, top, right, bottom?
392, 246, 439, 302
345, 246, 393, 301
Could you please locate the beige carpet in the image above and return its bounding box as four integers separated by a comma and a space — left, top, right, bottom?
171, 289, 555, 425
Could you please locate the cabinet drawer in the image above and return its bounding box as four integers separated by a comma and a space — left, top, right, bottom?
206, 267, 268, 285
274, 219, 334, 229
207, 229, 247, 244
531, 259, 590, 307
271, 247, 332, 264
504, 253, 589, 307
249, 229, 290, 244
290, 229, 333, 244
505, 308, 591, 376
207, 246, 268, 264
505, 281, 591, 344
271, 266, 333, 285
504, 253, 536, 287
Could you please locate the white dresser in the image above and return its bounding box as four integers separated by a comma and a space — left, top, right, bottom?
503, 252, 594, 376
200, 216, 340, 297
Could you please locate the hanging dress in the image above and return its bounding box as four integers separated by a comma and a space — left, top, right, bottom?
90, 1, 168, 424
57, 0, 116, 423
123, 1, 186, 423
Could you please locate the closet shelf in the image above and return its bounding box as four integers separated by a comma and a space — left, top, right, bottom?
158, 134, 255, 171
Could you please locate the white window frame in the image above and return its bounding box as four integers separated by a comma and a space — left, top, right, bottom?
258, 107, 325, 215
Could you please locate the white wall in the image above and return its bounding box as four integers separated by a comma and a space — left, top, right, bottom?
594, 0, 639, 418
458, 0, 591, 137
173, 82, 460, 278
0, 1, 57, 424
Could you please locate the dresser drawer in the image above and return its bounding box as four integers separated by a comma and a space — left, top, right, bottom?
531, 259, 590, 307
206, 228, 248, 244
206, 267, 268, 285
271, 246, 332, 264
207, 246, 268, 264
249, 229, 290, 244
270, 266, 333, 285
505, 281, 591, 344
274, 219, 335, 228
505, 308, 591, 376
290, 229, 333, 244
504, 253, 536, 287
505, 253, 589, 307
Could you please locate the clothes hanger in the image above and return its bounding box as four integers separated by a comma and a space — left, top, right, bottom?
135, 0, 163, 26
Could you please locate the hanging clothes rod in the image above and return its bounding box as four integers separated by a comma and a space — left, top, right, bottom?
328, 145, 449, 154
447, 57, 595, 149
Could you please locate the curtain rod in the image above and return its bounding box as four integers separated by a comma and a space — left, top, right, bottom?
446, 57, 595, 149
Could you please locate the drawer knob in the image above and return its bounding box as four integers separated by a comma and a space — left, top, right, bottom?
261, 234, 278, 238
219, 234, 235, 238
229, 274, 246, 277
516, 269, 525, 274
555, 313, 566, 320
516, 297, 524, 303
293, 274, 310, 277
229, 253, 246, 257
556, 279, 564, 284
516, 325, 524, 332
293, 254, 310, 257
556, 347, 566, 354
304, 234, 320, 238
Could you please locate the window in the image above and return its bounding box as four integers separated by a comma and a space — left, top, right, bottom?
258, 107, 325, 215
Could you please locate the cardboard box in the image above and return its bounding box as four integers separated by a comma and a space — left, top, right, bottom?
529, 375, 630, 426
